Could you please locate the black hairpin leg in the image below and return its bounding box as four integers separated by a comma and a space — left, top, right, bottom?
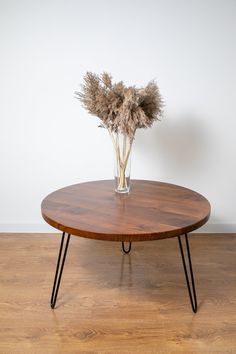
121, 241, 132, 254
178, 234, 198, 313
50, 232, 71, 309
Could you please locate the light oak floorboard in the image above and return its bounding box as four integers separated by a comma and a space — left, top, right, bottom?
0, 233, 236, 353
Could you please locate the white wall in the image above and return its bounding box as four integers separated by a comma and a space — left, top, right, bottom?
0, 0, 236, 232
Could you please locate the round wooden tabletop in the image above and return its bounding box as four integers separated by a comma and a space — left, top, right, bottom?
41, 180, 210, 242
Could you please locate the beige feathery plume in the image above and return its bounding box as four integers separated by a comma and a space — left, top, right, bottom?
75, 72, 163, 140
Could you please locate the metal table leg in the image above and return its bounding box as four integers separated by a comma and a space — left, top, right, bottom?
121, 241, 132, 254
178, 234, 198, 313
50, 232, 71, 309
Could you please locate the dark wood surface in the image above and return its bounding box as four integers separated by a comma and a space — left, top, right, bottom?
41, 180, 210, 241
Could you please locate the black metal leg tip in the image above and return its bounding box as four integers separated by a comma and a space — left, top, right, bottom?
121, 241, 132, 254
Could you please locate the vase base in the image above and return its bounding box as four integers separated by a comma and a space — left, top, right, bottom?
114, 176, 130, 194
115, 187, 130, 194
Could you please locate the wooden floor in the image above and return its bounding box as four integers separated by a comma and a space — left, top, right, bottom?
0, 233, 236, 353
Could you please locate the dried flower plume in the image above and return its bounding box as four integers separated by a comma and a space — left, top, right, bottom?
75, 72, 163, 140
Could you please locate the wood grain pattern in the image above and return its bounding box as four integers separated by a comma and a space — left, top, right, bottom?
0, 233, 236, 353
41, 180, 211, 241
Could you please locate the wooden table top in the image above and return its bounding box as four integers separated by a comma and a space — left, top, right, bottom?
41, 180, 210, 242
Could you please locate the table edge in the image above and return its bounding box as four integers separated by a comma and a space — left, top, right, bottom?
41, 210, 211, 242
41, 179, 211, 242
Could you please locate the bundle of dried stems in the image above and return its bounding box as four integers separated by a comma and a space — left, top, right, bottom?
75, 72, 163, 191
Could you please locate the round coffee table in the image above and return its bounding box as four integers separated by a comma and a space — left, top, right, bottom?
41, 180, 211, 312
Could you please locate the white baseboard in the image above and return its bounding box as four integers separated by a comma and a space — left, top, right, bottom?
0, 223, 56, 233
0, 223, 236, 233
194, 223, 236, 233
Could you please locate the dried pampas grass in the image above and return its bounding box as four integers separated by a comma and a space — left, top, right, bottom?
75, 72, 163, 140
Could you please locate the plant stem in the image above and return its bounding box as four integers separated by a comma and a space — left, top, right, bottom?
108, 129, 134, 191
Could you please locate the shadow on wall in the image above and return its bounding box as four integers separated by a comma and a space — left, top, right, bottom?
135, 115, 210, 182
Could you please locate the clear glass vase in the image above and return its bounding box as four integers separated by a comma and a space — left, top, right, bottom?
112, 132, 132, 193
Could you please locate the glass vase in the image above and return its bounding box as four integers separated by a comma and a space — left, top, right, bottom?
112, 132, 132, 193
